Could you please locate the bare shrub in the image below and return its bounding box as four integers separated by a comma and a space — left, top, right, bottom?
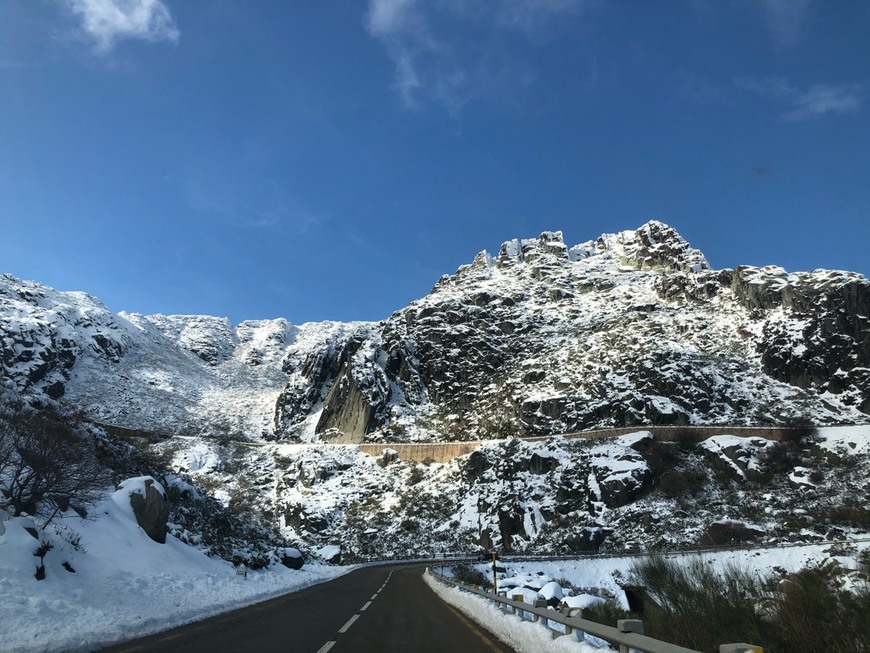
0, 395, 110, 522
658, 467, 706, 499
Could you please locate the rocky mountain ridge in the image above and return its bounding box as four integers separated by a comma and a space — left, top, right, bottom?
2, 221, 869, 441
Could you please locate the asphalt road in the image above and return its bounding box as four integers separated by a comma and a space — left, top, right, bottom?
99, 564, 514, 653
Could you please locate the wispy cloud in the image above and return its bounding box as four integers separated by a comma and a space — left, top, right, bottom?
65, 0, 179, 53
737, 76, 862, 121
183, 171, 322, 233
761, 0, 812, 49
365, 0, 586, 116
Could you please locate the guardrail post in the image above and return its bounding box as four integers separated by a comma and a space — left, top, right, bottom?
617, 619, 643, 653
720, 645, 763, 653
532, 598, 547, 623
559, 604, 574, 635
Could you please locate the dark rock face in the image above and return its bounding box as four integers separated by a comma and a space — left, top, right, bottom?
458, 438, 650, 552
275, 325, 393, 439
563, 527, 606, 553
316, 340, 391, 438
755, 274, 870, 412
278, 225, 868, 441
466, 450, 492, 479
127, 478, 169, 544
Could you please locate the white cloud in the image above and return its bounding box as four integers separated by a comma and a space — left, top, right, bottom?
737, 76, 862, 121
495, 0, 585, 34
785, 84, 862, 120
66, 0, 179, 53
367, 0, 417, 37
761, 0, 812, 49
365, 0, 585, 115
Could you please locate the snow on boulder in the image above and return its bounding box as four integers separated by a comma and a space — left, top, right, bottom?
279, 547, 304, 570
700, 435, 770, 481
561, 594, 606, 612
616, 431, 654, 451
503, 587, 540, 604
537, 580, 564, 606
112, 476, 169, 544
317, 544, 341, 564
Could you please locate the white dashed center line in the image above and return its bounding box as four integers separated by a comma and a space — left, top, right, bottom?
338, 614, 360, 634
361, 601, 372, 612
315, 642, 335, 653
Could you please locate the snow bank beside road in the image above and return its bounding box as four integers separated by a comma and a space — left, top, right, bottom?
0, 498, 350, 653
423, 570, 610, 653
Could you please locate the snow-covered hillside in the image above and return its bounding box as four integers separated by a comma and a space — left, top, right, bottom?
155, 425, 870, 558
2, 221, 869, 441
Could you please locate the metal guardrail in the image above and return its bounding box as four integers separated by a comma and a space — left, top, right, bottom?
428, 570, 762, 653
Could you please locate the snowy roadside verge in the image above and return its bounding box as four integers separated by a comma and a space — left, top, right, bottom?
0, 506, 354, 653
422, 569, 610, 653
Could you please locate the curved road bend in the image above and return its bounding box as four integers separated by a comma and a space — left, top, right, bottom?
99, 564, 514, 653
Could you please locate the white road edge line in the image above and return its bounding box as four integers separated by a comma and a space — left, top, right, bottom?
361, 601, 372, 611
338, 614, 360, 634
315, 642, 335, 653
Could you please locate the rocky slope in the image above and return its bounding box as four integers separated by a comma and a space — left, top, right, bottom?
2, 221, 869, 441
279, 221, 870, 440
159, 426, 870, 557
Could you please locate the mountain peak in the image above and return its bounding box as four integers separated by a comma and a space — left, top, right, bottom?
464, 222, 708, 278
592, 221, 709, 273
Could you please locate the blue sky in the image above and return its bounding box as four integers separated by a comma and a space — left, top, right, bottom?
1, 1, 868, 324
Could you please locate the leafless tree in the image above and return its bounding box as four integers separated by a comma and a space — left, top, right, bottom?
0, 399, 110, 524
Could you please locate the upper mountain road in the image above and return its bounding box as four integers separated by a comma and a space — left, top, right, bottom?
99, 564, 514, 653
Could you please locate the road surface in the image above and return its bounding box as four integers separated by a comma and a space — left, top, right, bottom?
99, 564, 514, 653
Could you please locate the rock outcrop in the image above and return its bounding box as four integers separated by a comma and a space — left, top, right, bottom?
2, 222, 868, 443
125, 477, 169, 544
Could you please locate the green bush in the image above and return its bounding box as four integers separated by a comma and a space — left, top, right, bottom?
780, 418, 820, 446
628, 556, 870, 653
759, 440, 803, 474
581, 599, 631, 627
451, 563, 489, 587
657, 467, 707, 499
818, 503, 870, 528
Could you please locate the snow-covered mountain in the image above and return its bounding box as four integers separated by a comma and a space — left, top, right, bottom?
2, 221, 869, 441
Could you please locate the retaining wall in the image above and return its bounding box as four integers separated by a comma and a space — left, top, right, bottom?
357, 426, 801, 464
93, 420, 826, 465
